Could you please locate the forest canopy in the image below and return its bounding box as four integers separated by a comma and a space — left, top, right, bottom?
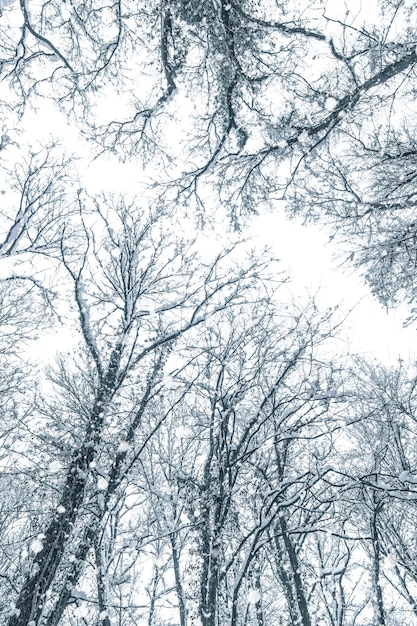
0, 1, 417, 625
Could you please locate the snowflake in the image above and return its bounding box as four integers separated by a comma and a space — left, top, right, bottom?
324, 97, 338, 111
247, 588, 261, 604
30, 538, 44, 554
117, 441, 130, 453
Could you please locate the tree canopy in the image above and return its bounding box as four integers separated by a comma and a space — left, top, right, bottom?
1, 1, 417, 625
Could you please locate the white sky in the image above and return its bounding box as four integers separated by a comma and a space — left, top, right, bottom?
251, 210, 415, 364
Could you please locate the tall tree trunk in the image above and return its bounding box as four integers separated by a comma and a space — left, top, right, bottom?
370, 504, 386, 626
276, 516, 312, 626
45, 524, 99, 626
8, 345, 125, 625
254, 571, 264, 626
8, 429, 101, 626
171, 533, 187, 626
95, 537, 112, 626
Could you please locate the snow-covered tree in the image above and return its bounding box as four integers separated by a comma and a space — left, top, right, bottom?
3, 195, 273, 625
1, 1, 417, 625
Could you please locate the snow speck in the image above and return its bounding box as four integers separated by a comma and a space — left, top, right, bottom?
56, 505, 66, 514
30, 538, 44, 554
324, 97, 338, 111
277, 139, 288, 149
247, 589, 261, 604
117, 441, 130, 453
97, 477, 109, 490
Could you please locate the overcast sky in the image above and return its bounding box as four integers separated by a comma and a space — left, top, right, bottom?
252, 210, 415, 364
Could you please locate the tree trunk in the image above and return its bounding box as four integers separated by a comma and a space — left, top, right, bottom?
371, 505, 386, 626
171, 533, 187, 626
276, 516, 312, 626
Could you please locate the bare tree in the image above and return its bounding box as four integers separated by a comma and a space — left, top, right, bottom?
118, 293, 351, 626
4, 195, 269, 625
325, 359, 417, 625
1, 1, 416, 219
0, 143, 78, 622
2, 2, 417, 625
